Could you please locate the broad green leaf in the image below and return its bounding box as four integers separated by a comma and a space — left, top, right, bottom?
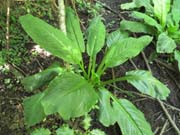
19, 14, 82, 64
41, 72, 98, 120
99, 88, 153, 135
66, 7, 85, 52
31, 128, 51, 135
157, 33, 176, 53
121, 0, 153, 13
171, 0, 180, 26
174, 50, 180, 71
152, 0, 171, 27
114, 99, 153, 135
22, 66, 63, 92
169, 31, 180, 43
167, 13, 178, 33
105, 36, 152, 67
86, 17, 106, 56
23, 92, 46, 126
56, 125, 74, 135
106, 29, 129, 47
131, 11, 163, 32
120, 20, 156, 34
99, 88, 117, 126
126, 70, 170, 100
89, 129, 106, 135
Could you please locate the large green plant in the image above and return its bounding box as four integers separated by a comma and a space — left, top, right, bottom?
20, 7, 170, 135
120, 0, 180, 71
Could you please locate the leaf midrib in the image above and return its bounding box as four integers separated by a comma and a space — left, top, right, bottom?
113, 98, 145, 135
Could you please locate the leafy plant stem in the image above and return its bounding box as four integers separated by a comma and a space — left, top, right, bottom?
97, 65, 107, 77
107, 83, 135, 97
88, 57, 93, 79
101, 75, 133, 86
91, 54, 97, 79
97, 61, 105, 75
79, 61, 88, 78
96, 50, 109, 75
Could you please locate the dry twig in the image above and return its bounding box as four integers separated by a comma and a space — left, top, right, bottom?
58, 0, 66, 34
6, 0, 10, 50
159, 120, 169, 135
159, 100, 180, 134
154, 59, 176, 72
141, 51, 180, 135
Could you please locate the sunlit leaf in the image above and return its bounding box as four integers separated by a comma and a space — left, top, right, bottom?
66, 7, 85, 52
152, 0, 170, 27
31, 128, 51, 135
131, 11, 163, 32
105, 36, 152, 67
114, 99, 153, 135
56, 125, 74, 135
41, 72, 98, 120
167, 13, 178, 33
23, 92, 46, 127
171, 0, 180, 26
89, 129, 106, 135
126, 70, 170, 100
169, 31, 180, 43
99, 88, 153, 135
20, 14, 82, 64
106, 29, 129, 47
157, 33, 176, 53
99, 88, 117, 126
120, 20, 156, 34
22, 66, 63, 92
86, 17, 106, 56
121, 0, 153, 13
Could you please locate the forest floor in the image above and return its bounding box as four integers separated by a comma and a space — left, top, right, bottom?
0, 0, 180, 135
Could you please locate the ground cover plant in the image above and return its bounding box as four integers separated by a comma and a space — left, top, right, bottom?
120, 0, 180, 71
19, 7, 171, 135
